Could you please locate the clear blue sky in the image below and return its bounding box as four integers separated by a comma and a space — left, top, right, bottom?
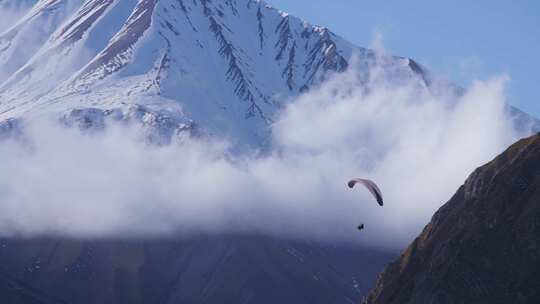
270, 0, 540, 118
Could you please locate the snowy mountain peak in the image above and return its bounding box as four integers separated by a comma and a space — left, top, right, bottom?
1, 0, 523, 145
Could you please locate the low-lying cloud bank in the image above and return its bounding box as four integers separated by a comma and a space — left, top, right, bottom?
0, 64, 528, 248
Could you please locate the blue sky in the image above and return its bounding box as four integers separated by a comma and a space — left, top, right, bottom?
270, 0, 540, 118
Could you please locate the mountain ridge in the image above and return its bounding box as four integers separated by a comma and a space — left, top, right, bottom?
363, 132, 540, 304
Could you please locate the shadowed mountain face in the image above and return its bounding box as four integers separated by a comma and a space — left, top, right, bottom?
364, 133, 540, 304
0, 272, 66, 304
0, 236, 394, 304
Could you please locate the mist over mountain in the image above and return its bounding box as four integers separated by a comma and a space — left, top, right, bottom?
0, 1, 539, 303
0, 0, 537, 243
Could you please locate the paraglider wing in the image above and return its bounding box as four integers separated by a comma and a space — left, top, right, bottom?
348, 178, 384, 206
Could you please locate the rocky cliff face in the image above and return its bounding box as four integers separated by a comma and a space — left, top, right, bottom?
364, 133, 540, 304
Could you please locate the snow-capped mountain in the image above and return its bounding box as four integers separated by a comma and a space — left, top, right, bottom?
1, 2, 539, 304
0, 0, 428, 144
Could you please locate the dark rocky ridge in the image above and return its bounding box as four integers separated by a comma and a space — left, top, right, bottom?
364, 133, 540, 304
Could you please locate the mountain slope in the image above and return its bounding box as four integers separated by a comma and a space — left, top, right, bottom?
363, 133, 540, 304
0, 271, 66, 304
0, 236, 394, 304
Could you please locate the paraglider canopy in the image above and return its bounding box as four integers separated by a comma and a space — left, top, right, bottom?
348, 178, 384, 206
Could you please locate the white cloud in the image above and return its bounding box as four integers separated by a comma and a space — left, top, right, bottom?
0, 58, 527, 248
271, 66, 519, 246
